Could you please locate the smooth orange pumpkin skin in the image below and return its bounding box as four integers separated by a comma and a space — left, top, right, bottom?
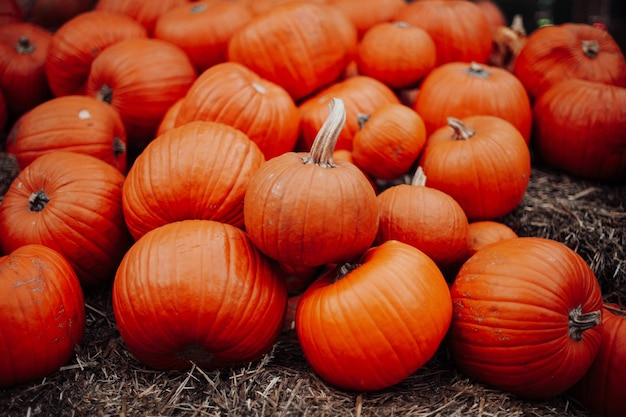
8, 95, 127, 173
568, 306, 626, 417
513, 23, 626, 101
327, 0, 406, 38
0, 151, 132, 289
244, 152, 379, 269
112, 219, 288, 370
156, 97, 184, 137
0, 244, 85, 388
467, 220, 518, 256
352, 103, 427, 180
297, 76, 400, 152
227, 1, 348, 101
45, 10, 148, 97
296, 240, 452, 391
414, 61, 533, 142
95, 0, 190, 36
174, 62, 300, 160
419, 115, 531, 221
395, 0, 493, 67
532, 78, 626, 183
122, 121, 266, 240
449, 237, 603, 399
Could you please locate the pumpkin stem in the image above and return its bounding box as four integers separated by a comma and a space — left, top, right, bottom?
113, 137, 126, 157
302, 97, 346, 168
334, 262, 360, 282
510, 14, 526, 36
410, 166, 427, 187
96, 85, 113, 104
29, 189, 50, 212
357, 113, 370, 130
15, 36, 34, 54
252, 82, 267, 95
568, 305, 601, 342
581, 40, 600, 58
465, 62, 490, 79
393, 21, 410, 29
447, 117, 475, 140
190, 3, 208, 13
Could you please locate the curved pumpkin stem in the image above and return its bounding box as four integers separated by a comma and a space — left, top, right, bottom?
303, 97, 346, 168
411, 166, 427, 187
581, 40, 600, 58
447, 117, 476, 140
569, 305, 602, 342
29, 189, 50, 212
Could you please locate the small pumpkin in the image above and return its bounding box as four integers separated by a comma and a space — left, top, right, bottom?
174, 61, 300, 160
355, 21, 436, 90
351, 103, 426, 180
513, 23, 626, 101
7, 95, 127, 173
244, 98, 379, 268
122, 121, 266, 240
467, 220, 518, 256
568, 305, 626, 417
414, 61, 532, 142
0, 151, 132, 289
296, 239, 452, 391
532, 78, 626, 183
112, 219, 287, 370
419, 116, 531, 221
0, 244, 85, 388
449, 237, 604, 399
327, 0, 406, 38
95, 0, 189, 36
45, 10, 148, 97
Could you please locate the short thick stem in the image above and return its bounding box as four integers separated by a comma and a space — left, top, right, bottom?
581, 40, 600, 59
568, 305, 602, 342
302, 98, 346, 168
447, 117, 475, 140
334, 262, 360, 283
410, 166, 427, 187
96, 85, 113, 104
465, 62, 490, 79
29, 189, 49, 212
15, 36, 34, 54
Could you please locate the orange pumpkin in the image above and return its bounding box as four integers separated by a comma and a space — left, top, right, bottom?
327, 0, 406, 38
467, 220, 518, 256
95, 0, 190, 36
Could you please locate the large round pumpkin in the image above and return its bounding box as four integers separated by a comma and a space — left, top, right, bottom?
296, 239, 452, 391
532, 78, 626, 183
0, 244, 85, 388
112, 219, 287, 370
122, 121, 266, 240
448, 237, 603, 399
0, 151, 132, 289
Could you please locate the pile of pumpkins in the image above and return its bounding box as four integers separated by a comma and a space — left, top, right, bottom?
0, 1, 624, 416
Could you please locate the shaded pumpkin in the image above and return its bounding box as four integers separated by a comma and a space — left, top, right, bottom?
449, 237, 603, 399
95, 0, 190, 36
467, 220, 518, 256
0, 0, 22, 26
174, 61, 300, 160
122, 121, 266, 240
16, 0, 96, 30
419, 116, 531, 221
7, 95, 127, 173
112, 219, 288, 370
296, 239, 452, 391
327, 0, 406, 38
45, 10, 148, 97
156, 97, 184, 137
0, 151, 132, 289
0, 244, 85, 388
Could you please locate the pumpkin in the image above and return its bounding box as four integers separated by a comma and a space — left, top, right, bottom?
296, 239, 452, 391
474, 0, 506, 28
227, 1, 348, 101
0, 244, 85, 388
95, 0, 190, 36
0, 151, 132, 289
45, 10, 148, 97
568, 305, 626, 417
489, 14, 527, 72
449, 237, 603, 399
85, 37, 197, 159
394, 0, 493, 66
244, 98, 379, 268
419, 116, 531, 221
156, 97, 183, 137
532, 78, 626, 183
0, 152, 19, 199
327, 0, 405, 38
414, 61, 532, 142
0, 0, 22, 26
513, 23, 626, 101
7, 95, 127, 173
154, 0, 252, 73
351, 103, 426, 180
122, 121, 265, 240
0, 22, 52, 121
173, 61, 300, 160
376, 167, 470, 278
297, 75, 400, 152
467, 220, 518, 256
355, 21, 436, 90
112, 219, 287, 370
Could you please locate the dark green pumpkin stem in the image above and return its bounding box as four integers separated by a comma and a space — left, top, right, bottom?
568, 305, 601, 342
581, 40, 600, 59
302, 97, 346, 168
29, 189, 49, 212
448, 117, 476, 140
15, 36, 34, 54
